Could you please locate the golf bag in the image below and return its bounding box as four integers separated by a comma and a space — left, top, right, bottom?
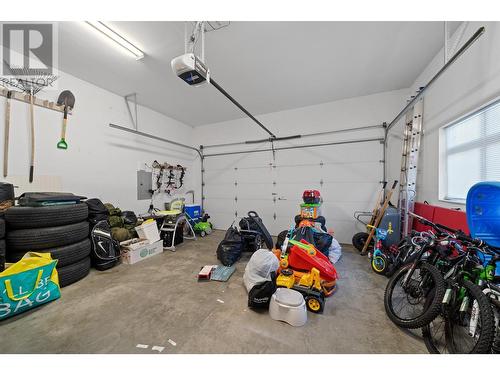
90, 220, 121, 271
216, 226, 244, 266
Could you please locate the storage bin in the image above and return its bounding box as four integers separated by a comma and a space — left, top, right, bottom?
185, 204, 201, 219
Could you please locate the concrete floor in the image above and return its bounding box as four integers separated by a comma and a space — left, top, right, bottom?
0, 230, 426, 353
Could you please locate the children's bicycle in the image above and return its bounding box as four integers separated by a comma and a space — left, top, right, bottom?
367, 224, 393, 275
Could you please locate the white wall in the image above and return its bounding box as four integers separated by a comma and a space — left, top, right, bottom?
0, 70, 199, 214
387, 21, 500, 209
195, 89, 408, 243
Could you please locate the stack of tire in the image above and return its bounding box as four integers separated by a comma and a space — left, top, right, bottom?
5, 204, 91, 287
0, 217, 5, 272
0, 182, 15, 272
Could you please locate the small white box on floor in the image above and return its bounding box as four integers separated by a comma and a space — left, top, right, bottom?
121, 239, 163, 264
135, 220, 160, 244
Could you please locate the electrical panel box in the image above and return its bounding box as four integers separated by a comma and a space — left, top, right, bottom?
137, 170, 152, 200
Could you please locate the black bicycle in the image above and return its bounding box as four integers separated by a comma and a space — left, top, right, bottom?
384, 222, 447, 329
422, 237, 498, 354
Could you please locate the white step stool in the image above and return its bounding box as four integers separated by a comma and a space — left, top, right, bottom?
269, 288, 307, 327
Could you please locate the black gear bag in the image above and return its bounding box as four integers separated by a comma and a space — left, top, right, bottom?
90, 220, 121, 271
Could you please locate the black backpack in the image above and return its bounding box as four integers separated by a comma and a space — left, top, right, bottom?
248, 271, 277, 309
90, 220, 121, 271
216, 226, 244, 266
86, 198, 109, 226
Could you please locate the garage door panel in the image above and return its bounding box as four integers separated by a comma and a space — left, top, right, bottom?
321, 163, 382, 183
203, 139, 383, 241
208, 212, 237, 232
321, 182, 380, 202
235, 168, 274, 184
204, 182, 235, 198
327, 220, 360, 244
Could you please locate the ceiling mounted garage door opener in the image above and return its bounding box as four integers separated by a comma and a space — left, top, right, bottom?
171, 21, 277, 140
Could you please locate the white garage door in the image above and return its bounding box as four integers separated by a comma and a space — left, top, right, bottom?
203, 140, 383, 244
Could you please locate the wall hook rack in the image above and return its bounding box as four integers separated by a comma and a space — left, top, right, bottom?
0, 87, 73, 115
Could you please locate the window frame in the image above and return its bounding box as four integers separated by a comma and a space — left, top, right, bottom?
439, 96, 500, 204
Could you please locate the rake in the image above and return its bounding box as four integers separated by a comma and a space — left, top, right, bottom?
3, 68, 58, 182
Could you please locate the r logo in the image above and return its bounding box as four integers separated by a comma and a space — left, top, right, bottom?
2, 23, 54, 76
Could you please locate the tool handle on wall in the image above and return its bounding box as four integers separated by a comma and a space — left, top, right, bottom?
57, 106, 69, 150
3, 92, 11, 178
29, 93, 35, 183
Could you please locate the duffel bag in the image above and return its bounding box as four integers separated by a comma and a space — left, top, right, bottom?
86, 198, 109, 225
216, 227, 244, 266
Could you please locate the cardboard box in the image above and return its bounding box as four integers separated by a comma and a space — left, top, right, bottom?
135, 220, 160, 244
121, 239, 163, 265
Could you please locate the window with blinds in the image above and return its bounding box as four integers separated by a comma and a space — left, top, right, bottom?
442, 98, 500, 202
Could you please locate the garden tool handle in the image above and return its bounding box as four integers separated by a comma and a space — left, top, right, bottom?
5, 269, 43, 301
57, 106, 68, 149
4, 92, 11, 178
29, 93, 35, 183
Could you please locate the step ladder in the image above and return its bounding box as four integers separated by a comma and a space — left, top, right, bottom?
398, 96, 424, 237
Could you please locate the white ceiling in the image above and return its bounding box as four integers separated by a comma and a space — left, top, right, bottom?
58, 21, 456, 127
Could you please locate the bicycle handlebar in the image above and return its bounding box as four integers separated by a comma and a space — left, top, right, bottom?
408, 211, 486, 247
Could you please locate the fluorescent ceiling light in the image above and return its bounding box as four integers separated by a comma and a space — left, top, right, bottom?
86, 21, 145, 60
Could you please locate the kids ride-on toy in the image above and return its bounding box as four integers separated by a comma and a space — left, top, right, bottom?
366, 224, 392, 275
273, 237, 338, 297
276, 267, 325, 313
192, 213, 213, 237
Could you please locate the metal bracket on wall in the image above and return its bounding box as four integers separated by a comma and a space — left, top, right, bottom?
124, 93, 138, 130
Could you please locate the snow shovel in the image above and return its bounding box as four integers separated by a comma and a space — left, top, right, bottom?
361, 180, 398, 256
56, 90, 75, 150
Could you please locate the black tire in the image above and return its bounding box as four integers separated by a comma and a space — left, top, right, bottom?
0, 218, 4, 238
6, 221, 89, 251
384, 262, 445, 329
305, 295, 325, 313
58, 257, 91, 287
5, 203, 88, 229
352, 232, 373, 252
275, 230, 288, 249
445, 280, 495, 353
0, 239, 5, 272
6, 238, 91, 268
371, 253, 389, 275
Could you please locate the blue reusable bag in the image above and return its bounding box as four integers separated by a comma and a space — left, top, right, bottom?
0, 252, 61, 320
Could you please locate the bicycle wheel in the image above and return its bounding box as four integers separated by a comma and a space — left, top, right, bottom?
384, 262, 445, 329
422, 289, 450, 354
371, 253, 389, 275
444, 280, 495, 354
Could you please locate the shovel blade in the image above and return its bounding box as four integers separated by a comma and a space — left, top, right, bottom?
57, 90, 75, 108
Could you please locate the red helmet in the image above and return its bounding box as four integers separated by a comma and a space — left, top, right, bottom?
302, 190, 321, 204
